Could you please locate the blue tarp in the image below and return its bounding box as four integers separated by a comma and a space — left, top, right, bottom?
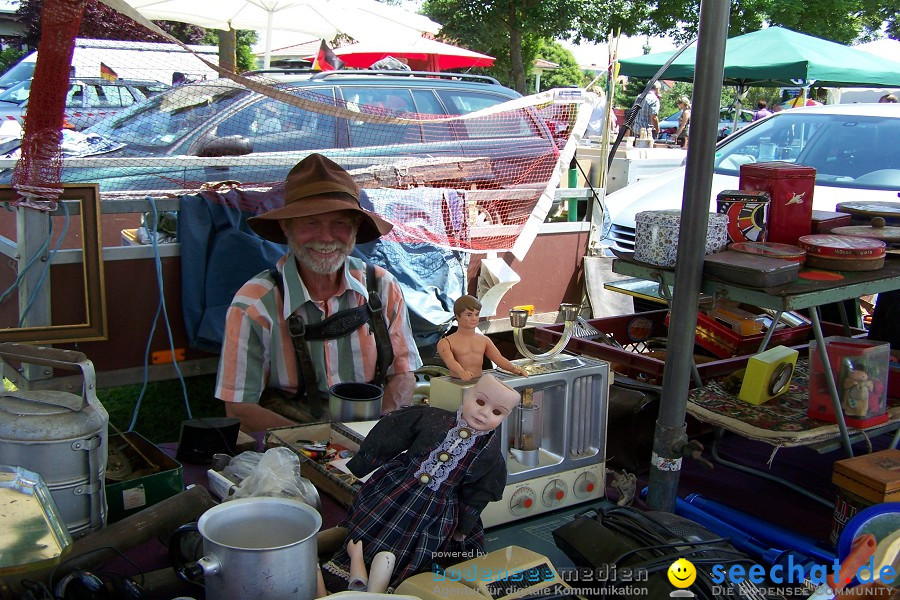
178, 188, 466, 356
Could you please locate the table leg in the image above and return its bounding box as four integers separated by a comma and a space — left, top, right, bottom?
757, 310, 782, 353
810, 307, 853, 457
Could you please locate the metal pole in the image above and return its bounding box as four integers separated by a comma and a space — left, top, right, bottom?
646, 0, 731, 512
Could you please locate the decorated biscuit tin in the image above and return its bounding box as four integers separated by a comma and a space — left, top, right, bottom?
797, 234, 886, 271
716, 190, 770, 244
634, 210, 729, 268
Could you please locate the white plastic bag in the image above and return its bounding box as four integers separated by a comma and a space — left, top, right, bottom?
226, 447, 321, 510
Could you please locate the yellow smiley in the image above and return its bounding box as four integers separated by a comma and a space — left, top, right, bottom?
667, 558, 697, 588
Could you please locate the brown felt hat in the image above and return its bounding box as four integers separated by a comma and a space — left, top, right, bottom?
248, 153, 392, 244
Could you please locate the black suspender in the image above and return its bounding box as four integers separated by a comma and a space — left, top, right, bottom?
270, 261, 394, 418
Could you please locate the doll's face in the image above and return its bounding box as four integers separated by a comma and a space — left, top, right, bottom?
461, 374, 520, 431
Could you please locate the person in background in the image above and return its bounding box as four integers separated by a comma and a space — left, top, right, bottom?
879, 94, 898, 103
674, 96, 691, 148
321, 374, 521, 592
215, 153, 422, 431
630, 81, 662, 139
752, 100, 773, 121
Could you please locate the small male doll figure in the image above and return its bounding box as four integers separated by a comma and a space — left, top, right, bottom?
437, 295, 528, 381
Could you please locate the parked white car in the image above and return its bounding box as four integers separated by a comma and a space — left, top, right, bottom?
602, 103, 900, 253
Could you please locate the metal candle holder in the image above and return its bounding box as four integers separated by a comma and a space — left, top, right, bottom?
510, 303, 578, 361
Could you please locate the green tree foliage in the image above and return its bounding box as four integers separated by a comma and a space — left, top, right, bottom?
534, 40, 584, 91
16, 0, 206, 47
15, 0, 256, 71
422, 0, 586, 93
202, 29, 259, 72
0, 47, 27, 73
639, 0, 896, 44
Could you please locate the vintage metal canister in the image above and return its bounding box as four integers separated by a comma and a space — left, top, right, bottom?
0, 344, 108, 537
739, 162, 816, 245
716, 189, 770, 244
634, 210, 729, 268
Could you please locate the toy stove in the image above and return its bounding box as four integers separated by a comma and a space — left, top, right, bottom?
429, 304, 610, 528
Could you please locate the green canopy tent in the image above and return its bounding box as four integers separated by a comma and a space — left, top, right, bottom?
618, 26, 900, 129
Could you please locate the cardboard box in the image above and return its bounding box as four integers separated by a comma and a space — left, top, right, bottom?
831, 449, 900, 544
105, 432, 183, 523
265, 422, 363, 507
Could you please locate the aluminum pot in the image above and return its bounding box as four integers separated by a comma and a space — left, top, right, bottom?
171, 497, 321, 600
329, 382, 383, 422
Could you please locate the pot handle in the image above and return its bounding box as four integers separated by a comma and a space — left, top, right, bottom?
0, 342, 98, 412
169, 522, 204, 583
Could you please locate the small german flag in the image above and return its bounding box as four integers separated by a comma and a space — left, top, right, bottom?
100, 62, 118, 82
311, 40, 343, 72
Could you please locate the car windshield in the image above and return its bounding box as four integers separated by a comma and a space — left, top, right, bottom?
713, 111, 900, 191
88, 81, 248, 148
0, 80, 31, 104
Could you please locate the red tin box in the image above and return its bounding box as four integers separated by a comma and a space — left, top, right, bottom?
739, 162, 815, 246
533, 310, 863, 386
811, 210, 853, 234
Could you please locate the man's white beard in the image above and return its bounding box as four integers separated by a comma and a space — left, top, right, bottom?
290, 240, 353, 274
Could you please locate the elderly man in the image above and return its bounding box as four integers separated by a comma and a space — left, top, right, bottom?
215, 153, 422, 431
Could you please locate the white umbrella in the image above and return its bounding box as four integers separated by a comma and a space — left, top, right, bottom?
123, 0, 442, 68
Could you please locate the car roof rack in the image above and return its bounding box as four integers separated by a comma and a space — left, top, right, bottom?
308, 70, 501, 85
243, 68, 316, 76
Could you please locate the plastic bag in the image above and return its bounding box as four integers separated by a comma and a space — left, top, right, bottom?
226, 447, 321, 509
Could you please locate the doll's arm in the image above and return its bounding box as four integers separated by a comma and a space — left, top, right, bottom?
456, 446, 507, 536
485, 339, 527, 377
437, 337, 476, 381
346, 406, 426, 477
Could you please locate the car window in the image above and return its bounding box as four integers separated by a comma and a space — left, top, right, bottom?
66, 83, 84, 108
714, 112, 900, 190
411, 88, 452, 140
215, 92, 337, 152
90, 83, 247, 148
0, 80, 32, 104
342, 86, 421, 147
436, 90, 534, 138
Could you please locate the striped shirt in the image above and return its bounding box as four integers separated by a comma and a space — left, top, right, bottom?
215, 254, 422, 404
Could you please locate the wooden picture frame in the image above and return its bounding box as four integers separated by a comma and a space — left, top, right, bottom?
0, 184, 107, 343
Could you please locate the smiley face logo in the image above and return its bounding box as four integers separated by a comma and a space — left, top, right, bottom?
667, 558, 696, 588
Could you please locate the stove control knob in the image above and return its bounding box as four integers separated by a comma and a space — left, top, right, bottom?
574, 472, 599, 499
509, 486, 536, 516
542, 479, 569, 506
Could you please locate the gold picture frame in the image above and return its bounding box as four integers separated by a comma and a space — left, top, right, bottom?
0, 184, 107, 343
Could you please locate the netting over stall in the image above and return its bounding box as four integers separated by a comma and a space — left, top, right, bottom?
4, 3, 592, 254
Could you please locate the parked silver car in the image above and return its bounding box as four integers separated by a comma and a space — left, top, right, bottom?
0, 77, 169, 132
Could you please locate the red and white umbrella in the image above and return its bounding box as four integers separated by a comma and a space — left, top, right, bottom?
333, 37, 494, 71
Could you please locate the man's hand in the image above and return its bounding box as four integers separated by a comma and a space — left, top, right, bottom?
382, 371, 415, 413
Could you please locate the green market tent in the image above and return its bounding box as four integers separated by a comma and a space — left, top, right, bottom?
618, 26, 900, 89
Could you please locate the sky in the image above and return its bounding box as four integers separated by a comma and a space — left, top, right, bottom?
558, 35, 679, 70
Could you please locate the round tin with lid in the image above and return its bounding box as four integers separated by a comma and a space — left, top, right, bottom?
831, 218, 900, 245
797, 234, 886, 258
729, 241, 807, 263
798, 234, 886, 271
835, 201, 900, 226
